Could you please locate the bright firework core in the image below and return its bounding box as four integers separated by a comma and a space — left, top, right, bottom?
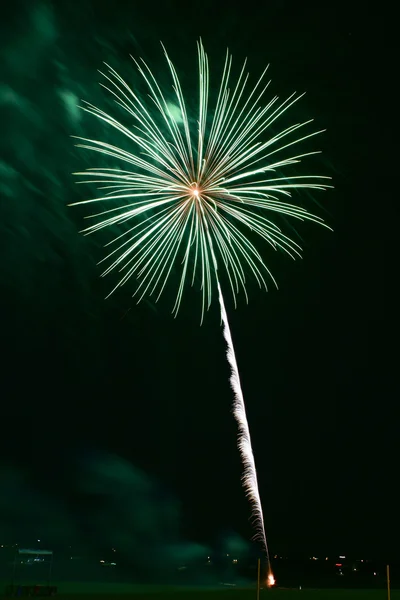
192, 186, 201, 197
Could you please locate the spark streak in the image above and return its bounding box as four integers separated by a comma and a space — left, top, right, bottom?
218, 281, 269, 554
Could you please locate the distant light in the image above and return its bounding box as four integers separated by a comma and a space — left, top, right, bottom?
339, 555, 345, 559
325, 557, 329, 561
232, 559, 238, 564
374, 572, 377, 576
111, 562, 116, 566
226, 554, 229, 557
100, 560, 104, 563
37, 540, 41, 543
336, 563, 342, 567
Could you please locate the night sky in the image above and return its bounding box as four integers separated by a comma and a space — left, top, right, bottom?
1, 0, 390, 569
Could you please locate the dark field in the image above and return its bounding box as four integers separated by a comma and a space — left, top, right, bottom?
49, 591, 400, 600
3, 584, 399, 600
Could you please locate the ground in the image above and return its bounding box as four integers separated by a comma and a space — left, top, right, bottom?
3, 584, 399, 599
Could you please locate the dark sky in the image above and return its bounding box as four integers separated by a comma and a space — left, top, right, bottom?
0, 0, 390, 564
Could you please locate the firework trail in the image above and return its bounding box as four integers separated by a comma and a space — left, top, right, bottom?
217, 280, 269, 554
71, 40, 331, 566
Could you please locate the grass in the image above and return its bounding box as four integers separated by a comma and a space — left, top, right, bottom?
3, 583, 399, 599
51, 591, 400, 599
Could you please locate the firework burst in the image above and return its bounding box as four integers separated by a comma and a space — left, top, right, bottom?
71, 40, 331, 565
71, 41, 331, 321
